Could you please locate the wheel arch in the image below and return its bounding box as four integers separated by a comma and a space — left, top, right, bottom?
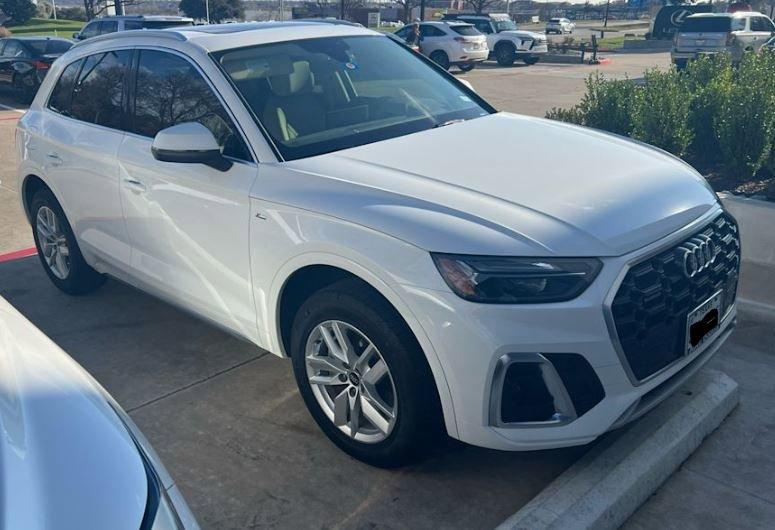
269, 253, 459, 438
21, 174, 54, 222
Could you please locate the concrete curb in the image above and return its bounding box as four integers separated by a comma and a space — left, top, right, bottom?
497, 369, 739, 530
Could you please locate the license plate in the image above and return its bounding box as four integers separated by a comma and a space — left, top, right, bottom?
686, 291, 722, 355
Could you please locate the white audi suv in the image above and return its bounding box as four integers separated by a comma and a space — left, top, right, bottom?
16, 22, 739, 467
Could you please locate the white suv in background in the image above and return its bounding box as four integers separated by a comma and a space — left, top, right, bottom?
443, 12, 548, 65
546, 18, 575, 35
394, 21, 488, 71
17, 22, 739, 468
672, 12, 775, 67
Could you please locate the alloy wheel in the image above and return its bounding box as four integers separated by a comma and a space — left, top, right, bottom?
36, 206, 70, 280
305, 320, 397, 443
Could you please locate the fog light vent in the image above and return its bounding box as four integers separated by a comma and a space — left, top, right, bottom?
501, 363, 556, 423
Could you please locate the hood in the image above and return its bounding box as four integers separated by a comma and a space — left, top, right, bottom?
0, 298, 147, 530
264, 113, 718, 257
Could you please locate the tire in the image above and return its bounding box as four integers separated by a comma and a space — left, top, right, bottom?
429, 50, 450, 71
495, 43, 516, 66
13, 75, 36, 104
458, 62, 476, 72
290, 277, 445, 468
523, 56, 540, 66
30, 187, 106, 295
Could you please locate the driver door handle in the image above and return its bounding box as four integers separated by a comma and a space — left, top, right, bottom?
122, 178, 147, 193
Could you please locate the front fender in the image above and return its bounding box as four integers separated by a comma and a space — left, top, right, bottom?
249, 198, 458, 437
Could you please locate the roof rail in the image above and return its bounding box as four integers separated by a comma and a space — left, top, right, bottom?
72, 29, 188, 48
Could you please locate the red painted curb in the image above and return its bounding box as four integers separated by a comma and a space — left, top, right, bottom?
0, 247, 37, 263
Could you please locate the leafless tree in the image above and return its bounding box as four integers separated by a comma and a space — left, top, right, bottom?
463, 0, 501, 15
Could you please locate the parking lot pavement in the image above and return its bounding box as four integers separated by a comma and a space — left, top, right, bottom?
624, 305, 775, 530
0, 94, 32, 256
0, 256, 587, 529
463, 53, 670, 118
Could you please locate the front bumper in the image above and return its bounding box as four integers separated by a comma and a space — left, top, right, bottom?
399, 207, 737, 451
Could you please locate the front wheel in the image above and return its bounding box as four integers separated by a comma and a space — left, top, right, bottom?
495, 44, 516, 66
290, 278, 445, 467
458, 62, 476, 72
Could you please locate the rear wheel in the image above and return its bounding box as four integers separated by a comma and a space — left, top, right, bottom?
30, 187, 105, 295
429, 50, 450, 71
458, 62, 476, 72
523, 56, 540, 66
290, 278, 445, 467
495, 44, 516, 66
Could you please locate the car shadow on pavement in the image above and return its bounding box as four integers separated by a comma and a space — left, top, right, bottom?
0, 256, 591, 529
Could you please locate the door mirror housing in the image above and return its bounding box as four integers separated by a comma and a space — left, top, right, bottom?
151, 122, 232, 172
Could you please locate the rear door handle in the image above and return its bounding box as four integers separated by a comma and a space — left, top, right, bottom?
122, 178, 147, 193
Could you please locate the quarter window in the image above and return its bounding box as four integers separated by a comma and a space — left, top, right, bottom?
69, 50, 130, 129
132, 50, 250, 161
48, 59, 83, 116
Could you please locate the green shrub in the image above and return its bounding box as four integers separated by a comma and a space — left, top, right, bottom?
684, 54, 734, 166
631, 68, 692, 158
545, 51, 775, 183
716, 51, 775, 179
577, 73, 638, 136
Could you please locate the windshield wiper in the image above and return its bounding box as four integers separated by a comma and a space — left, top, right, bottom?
434, 119, 467, 128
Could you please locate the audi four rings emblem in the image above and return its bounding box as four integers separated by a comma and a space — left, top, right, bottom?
677, 235, 718, 278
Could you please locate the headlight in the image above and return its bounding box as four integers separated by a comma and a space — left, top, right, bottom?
431, 254, 602, 304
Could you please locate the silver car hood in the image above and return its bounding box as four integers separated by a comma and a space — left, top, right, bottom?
266, 113, 718, 257
0, 298, 148, 530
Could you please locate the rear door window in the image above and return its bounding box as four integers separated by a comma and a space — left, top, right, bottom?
69, 50, 131, 129
45, 40, 73, 54
751, 17, 775, 32
48, 59, 83, 116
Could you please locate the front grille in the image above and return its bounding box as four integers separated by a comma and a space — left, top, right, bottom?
611, 213, 740, 381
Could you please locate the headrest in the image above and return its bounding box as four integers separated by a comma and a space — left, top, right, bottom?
268, 61, 312, 97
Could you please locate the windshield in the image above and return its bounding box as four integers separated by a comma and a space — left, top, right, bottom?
216, 35, 490, 161
495, 19, 518, 32
451, 25, 480, 36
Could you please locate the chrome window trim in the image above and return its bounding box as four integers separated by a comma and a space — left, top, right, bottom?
602, 205, 738, 387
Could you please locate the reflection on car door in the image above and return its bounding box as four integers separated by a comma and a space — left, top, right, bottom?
0, 40, 25, 86
38, 51, 133, 268
118, 50, 259, 339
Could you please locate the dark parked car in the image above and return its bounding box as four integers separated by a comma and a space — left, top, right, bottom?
0, 37, 72, 102
73, 15, 194, 41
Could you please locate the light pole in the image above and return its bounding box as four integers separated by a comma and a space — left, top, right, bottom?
51, 0, 58, 20
205, 0, 211, 23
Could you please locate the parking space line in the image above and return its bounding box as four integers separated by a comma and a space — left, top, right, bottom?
126, 352, 269, 414
0, 103, 26, 114
0, 247, 37, 263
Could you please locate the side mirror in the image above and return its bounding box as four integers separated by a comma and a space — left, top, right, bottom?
151, 122, 232, 172
72, 32, 80, 40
